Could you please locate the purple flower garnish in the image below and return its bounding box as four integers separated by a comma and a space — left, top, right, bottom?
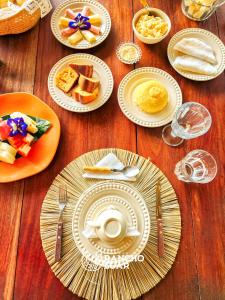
7, 117, 28, 137
69, 13, 91, 30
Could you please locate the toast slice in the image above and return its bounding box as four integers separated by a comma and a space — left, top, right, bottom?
69, 63, 93, 78
56, 66, 79, 93
78, 74, 100, 93
72, 85, 99, 104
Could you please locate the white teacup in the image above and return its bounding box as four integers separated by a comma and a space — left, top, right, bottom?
83, 205, 140, 243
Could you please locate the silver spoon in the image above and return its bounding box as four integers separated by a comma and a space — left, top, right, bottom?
83, 165, 140, 178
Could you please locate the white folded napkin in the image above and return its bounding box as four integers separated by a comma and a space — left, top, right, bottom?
82, 153, 137, 182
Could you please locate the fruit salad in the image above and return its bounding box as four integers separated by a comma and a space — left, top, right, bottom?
0, 112, 51, 164
59, 6, 102, 46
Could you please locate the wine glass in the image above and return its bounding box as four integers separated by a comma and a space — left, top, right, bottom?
162, 102, 212, 147
174, 150, 217, 184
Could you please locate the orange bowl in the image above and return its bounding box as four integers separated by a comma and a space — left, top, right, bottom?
0, 93, 60, 183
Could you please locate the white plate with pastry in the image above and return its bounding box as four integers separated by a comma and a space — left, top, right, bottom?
117, 67, 182, 128
48, 54, 114, 112
168, 28, 225, 81
51, 0, 111, 49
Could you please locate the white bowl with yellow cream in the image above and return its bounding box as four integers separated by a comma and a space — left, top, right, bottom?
132, 8, 171, 44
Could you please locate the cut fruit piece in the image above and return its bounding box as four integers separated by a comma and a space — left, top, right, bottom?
0, 142, 17, 156
17, 143, 31, 157
59, 16, 74, 27
10, 112, 38, 134
68, 30, 83, 45
69, 63, 93, 78
81, 30, 96, 43
0, 120, 11, 140
88, 14, 102, 25
8, 135, 24, 149
72, 85, 99, 104
65, 8, 77, 19
78, 74, 100, 93
55, 66, 79, 93
81, 6, 91, 16
0, 150, 16, 164
22, 133, 34, 145
89, 25, 101, 35
61, 27, 77, 37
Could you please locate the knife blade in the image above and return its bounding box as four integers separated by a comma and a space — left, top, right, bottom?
156, 180, 165, 257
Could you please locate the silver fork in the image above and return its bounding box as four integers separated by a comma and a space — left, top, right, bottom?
55, 184, 67, 263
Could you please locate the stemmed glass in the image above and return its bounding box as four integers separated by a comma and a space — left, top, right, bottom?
174, 150, 217, 184
162, 102, 212, 147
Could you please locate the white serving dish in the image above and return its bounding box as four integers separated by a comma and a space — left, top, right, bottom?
132, 8, 171, 44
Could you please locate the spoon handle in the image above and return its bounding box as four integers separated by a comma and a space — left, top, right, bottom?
83, 166, 112, 173
139, 0, 150, 8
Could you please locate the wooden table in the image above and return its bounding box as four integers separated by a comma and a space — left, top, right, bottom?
0, 0, 225, 299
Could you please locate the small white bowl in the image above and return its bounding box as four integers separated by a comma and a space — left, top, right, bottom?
132, 8, 171, 44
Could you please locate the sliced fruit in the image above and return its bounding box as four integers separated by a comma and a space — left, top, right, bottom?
0, 142, 17, 156
89, 25, 101, 35
78, 74, 100, 93
0, 151, 16, 164
68, 30, 83, 45
88, 14, 102, 25
0, 120, 11, 140
59, 16, 74, 27
65, 8, 77, 19
81, 30, 96, 43
69, 63, 93, 78
61, 27, 77, 37
56, 66, 79, 93
10, 112, 38, 134
72, 85, 99, 104
22, 133, 34, 145
17, 143, 31, 157
8, 135, 24, 149
81, 6, 91, 16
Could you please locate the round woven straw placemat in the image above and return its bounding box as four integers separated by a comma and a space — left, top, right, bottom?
40, 148, 181, 300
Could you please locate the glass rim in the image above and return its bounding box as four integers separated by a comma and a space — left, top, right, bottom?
172, 101, 212, 138
186, 0, 216, 8
183, 149, 218, 183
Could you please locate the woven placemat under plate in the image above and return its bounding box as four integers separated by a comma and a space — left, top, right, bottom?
40, 148, 181, 300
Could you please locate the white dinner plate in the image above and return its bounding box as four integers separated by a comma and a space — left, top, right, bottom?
51, 0, 111, 49
48, 54, 114, 112
117, 67, 182, 128
72, 181, 150, 268
167, 28, 225, 81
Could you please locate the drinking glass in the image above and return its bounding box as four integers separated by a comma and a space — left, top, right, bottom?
162, 102, 212, 147
181, 0, 225, 21
174, 150, 217, 183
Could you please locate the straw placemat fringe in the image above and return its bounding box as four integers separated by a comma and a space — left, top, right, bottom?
40, 148, 181, 300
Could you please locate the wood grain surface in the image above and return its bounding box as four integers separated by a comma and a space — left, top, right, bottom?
0, 0, 225, 299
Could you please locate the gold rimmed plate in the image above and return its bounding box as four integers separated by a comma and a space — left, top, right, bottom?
51, 0, 111, 49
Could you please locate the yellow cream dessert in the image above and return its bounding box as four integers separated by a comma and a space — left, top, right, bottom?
133, 80, 168, 114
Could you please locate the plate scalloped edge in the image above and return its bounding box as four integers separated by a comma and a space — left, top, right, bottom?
167, 28, 225, 81
48, 53, 114, 113
117, 67, 183, 128
51, 0, 111, 50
